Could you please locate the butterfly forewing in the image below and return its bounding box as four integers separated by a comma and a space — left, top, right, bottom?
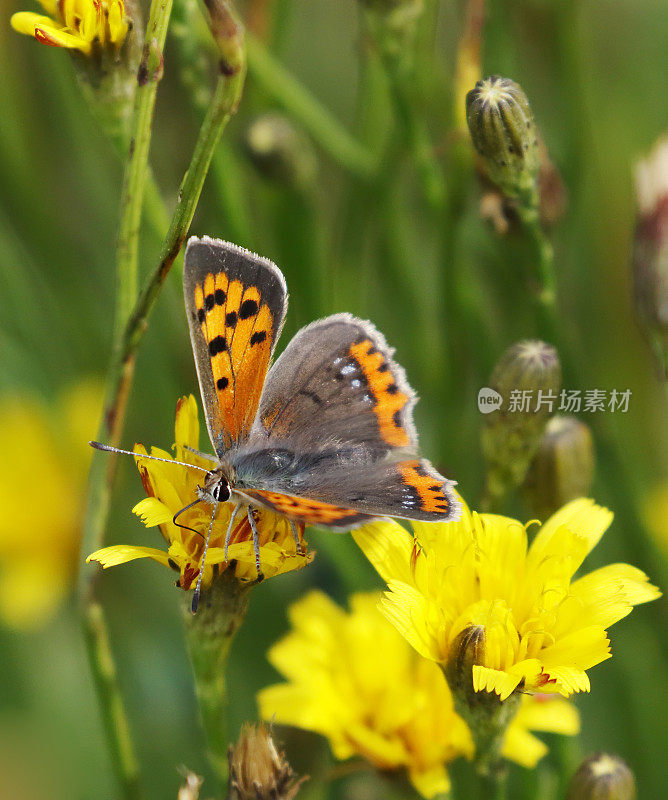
184, 237, 287, 454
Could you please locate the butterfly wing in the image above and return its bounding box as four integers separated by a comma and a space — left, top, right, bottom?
235, 313, 460, 526
183, 236, 287, 454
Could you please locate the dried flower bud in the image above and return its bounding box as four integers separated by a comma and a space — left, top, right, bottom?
466, 76, 540, 206
523, 415, 595, 520
632, 136, 668, 377
444, 626, 486, 704
481, 340, 561, 505
567, 753, 636, 800
228, 723, 305, 800
177, 770, 203, 800
245, 114, 317, 192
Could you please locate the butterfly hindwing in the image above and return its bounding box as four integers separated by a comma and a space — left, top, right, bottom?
249, 313, 417, 460
238, 457, 458, 528
184, 237, 287, 454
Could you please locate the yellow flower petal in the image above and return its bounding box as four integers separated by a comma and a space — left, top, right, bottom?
174, 395, 200, 451
132, 497, 174, 528
408, 765, 451, 799
352, 519, 416, 585
379, 581, 441, 662
501, 726, 548, 768
87, 545, 172, 569
10, 12, 92, 51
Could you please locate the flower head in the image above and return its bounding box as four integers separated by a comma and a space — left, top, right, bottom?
87, 395, 313, 593
354, 498, 660, 701
0, 380, 103, 628
11, 0, 129, 54
258, 590, 579, 798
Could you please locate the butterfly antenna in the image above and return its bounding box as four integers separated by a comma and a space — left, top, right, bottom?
224, 503, 242, 562
191, 502, 219, 614
89, 441, 210, 473
246, 506, 265, 580
173, 499, 204, 539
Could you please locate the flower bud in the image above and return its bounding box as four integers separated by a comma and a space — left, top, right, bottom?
522, 415, 595, 520
567, 753, 636, 800
228, 723, 305, 800
444, 626, 486, 706
245, 114, 317, 192
632, 136, 668, 377
481, 340, 561, 506
466, 76, 540, 206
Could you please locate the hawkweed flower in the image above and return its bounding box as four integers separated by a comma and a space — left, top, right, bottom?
11, 0, 129, 54
567, 753, 636, 800
0, 380, 102, 629
353, 497, 660, 701
227, 723, 306, 800
90, 395, 312, 780
523, 415, 595, 521
632, 135, 668, 377
258, 591, 579, 798
87, 394, 313, 593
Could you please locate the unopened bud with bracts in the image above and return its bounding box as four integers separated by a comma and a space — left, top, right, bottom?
466, 76, 540, 208
227, 723, 306, 800
443, 626, 521, 776
632, 136, 668, 378
567, 753, 636, 800
481, 340, 561, 508
523, 415, 595, 520
245, 114, 317, 192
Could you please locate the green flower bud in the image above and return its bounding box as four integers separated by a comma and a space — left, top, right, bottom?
443, 626, 521, 776
245, 114, 317, 192
481, 340, 561, 506
523, 415, 595, 520
632, 136, 668, 377
567, 753, 636, 800
466, 76, 540, 206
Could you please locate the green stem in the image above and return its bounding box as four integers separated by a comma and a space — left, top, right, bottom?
115, 0, 175, 335
246, 33, 377, 179
183, 573, 251, 784
517, 203, 558, 341
120, 63, 246, 365
83, 602, 142, 800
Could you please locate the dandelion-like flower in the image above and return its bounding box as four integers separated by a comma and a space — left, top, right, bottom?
353, 498, 660, 701
87, 395, 313, 593
258, 590, 580, 798
0, 380, 102, 628
11, 0, 129, 54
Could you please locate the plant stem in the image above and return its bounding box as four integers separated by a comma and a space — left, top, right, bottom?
83, 601, 142, 800
183, 572, 251, 785
77, 0, 175, 795
78, 4, 246, 796
246, 33, 376, 179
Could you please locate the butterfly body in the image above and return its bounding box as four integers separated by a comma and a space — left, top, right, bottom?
183, 236, 460, 540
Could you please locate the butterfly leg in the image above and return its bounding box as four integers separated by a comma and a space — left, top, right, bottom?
246, 505, 265, 580
289, 520, 304, 555
224, 502, 243, 562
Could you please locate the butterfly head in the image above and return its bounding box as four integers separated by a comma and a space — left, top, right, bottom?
198, 468, 233, 505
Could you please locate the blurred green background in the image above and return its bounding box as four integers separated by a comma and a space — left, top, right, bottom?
0, 0, 666, 797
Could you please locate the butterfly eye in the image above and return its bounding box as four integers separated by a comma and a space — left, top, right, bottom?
211, 481, 231, 503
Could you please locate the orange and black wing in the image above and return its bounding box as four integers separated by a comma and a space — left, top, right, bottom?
184, 237, 287, 454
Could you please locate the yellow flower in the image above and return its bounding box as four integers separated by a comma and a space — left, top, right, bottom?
353, 498, 661, 701
258, 590, 580, 798
11, 0, 129, 54
87, 395, 313, 592
0, 380, 103, 629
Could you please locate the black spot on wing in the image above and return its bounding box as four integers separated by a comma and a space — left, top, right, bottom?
250, 331, 267, 346
239, 299, 259, 319
209, 336, 227, 355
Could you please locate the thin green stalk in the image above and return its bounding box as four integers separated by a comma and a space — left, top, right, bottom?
77, 0, 175, 796
83, 602, 142, 800
115, 0, 175, 334
246, 33, 377, 179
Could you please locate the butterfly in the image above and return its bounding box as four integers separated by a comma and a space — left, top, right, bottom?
93, 237, 460, 610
